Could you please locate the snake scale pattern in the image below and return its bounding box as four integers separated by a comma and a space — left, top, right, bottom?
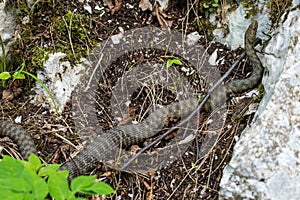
0, 21, 263, 179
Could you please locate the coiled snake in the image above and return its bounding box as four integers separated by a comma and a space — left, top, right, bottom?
0, 21, 263, 179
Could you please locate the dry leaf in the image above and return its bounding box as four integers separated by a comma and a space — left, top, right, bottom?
139, 0, 153, 11
103, 0, 114, 9
100, 171, 112, 177
2, 89, 14, 100
130, 145, 141, 154
12, 87, 23, 97
111, 0, 123, 14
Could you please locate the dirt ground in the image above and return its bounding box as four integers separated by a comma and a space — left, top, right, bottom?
0, 1, 263, 199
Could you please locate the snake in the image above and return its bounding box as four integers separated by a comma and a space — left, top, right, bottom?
0, 20, 263, 179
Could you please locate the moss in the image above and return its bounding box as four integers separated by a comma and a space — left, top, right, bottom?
241, 0, 292, 25
240, 0, 260, 19
195, 0, 293, 42
194, 18, 216, 40
31, 48, 49, 68
13, 0, 97, 72
193, 0, 220, 40
267, 0, 292, 25
50, 10, 94, 63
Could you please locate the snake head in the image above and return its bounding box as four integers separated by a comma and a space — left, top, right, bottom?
245, 20, 259, 46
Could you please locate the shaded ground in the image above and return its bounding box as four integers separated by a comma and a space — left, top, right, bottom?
0, 1, 263, 199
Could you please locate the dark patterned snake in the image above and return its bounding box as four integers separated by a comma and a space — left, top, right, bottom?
0, 21, 263, 179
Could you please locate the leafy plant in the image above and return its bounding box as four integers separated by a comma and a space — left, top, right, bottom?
0, 35, 60, 117
1, 59, 60, 118
0, 35, 8, 88
166, 57, 183, 68
18, 61, 59, 117
198, 0, 219, 14
0, 154, 115, 200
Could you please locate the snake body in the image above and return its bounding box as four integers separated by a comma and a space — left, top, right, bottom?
0, 121, 37, 159
0, 21, 263, 179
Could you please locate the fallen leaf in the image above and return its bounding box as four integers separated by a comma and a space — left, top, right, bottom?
103, 0, 114, 9
130, 145, 141, 154
100, 171, 112, 177
12, 87, 23, 97
139, 0, 153, 11
111, 0, 123, 14
2, 89, 14, 100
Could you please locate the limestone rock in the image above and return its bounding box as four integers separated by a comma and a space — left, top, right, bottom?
219, 8, 300, 200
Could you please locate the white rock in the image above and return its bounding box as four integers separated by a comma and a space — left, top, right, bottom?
219, 7, 300, 200
33, 53, 87, 113
83, 4, 92, 14
0, 1, 16, 58
213, 0, 271, 49
156, 0, 168, 11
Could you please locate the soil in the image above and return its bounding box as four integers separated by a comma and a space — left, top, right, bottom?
0, 1, 263, 199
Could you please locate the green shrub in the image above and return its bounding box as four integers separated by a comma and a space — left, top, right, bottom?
0, 154, 115, 200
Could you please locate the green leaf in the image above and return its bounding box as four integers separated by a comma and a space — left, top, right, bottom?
13, 70, 25, 79
203, 3, 209, 8
71, 175, 96, 192
22, 169, 48, 200
48, 171, 72, 200
38, 164, 61, 177
0, 178, 30, 192
0, 155, 24, 178
166, 59, 173, 68
166, 57, 183, 68
71, 176, 114, 195
0, 71, 11, 80
197, 93, 206, 100
171, 58, 183, 65
0, 155, 115, 199
31, 175, 48, 199
80, 181, 115, 195
28, 154, 43, 169
0, 189, 24, 200
21, 154, 43, 173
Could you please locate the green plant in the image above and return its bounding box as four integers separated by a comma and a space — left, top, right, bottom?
0, 154, 115, 199
202, 0, 219, 12
0, 35, 9, 88
0, 35, 59, 117
0, 34, 26, 88
166, 57, 183, 68
267, 0, 292, 26
199, 0, 219, 14
0, 57, 60, 118
51, 10, 92, 64
18, 61, 59, 117
16, 2, 96, 70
